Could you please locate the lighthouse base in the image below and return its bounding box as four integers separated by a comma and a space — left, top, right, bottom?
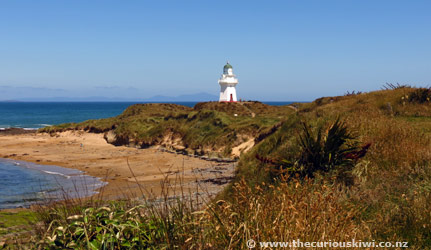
219, 86, 237, 102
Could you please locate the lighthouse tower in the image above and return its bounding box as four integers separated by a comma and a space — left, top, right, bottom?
218, 62, 238, 102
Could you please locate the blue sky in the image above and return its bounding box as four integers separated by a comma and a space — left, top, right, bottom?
1, 0, 430, 101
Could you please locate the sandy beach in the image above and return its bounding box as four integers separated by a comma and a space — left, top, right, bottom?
0, 130, 235, 201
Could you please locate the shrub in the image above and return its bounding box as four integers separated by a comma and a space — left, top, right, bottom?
39, 203, 157, 249
408, 88, 431, 103
258, 119, 369, 183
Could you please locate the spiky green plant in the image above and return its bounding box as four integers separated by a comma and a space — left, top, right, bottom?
262, 119, 368, 182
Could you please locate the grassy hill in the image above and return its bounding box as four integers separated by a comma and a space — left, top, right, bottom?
9, 88, 431, 249
40, 101, 295, 158
233, 86, 431, 247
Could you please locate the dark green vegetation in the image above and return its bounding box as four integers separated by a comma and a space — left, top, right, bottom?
4, 87, 431, 249
256, 118, 369, 182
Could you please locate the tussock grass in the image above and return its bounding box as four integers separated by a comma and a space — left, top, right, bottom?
24, 177, 372, 249
5, 88, 431, 248
234, 88, 431, 248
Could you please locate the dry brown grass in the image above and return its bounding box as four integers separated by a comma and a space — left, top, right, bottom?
234, 88, 431, 248
6, 88, 431, 249
194, 178, 371, 249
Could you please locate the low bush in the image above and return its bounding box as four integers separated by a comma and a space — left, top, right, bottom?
257, 119, 369, 184
408, 87, 431, 103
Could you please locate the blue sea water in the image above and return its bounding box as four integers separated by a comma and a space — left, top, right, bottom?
0, 159, 105, 209
0, 101, 292, 209
0, 102, 194, 129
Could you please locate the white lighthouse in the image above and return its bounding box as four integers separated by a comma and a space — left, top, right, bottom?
218, 62, 238, 102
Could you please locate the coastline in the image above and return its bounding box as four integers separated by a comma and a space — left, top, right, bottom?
0, 129, 235, 203
0, 158, 106, 209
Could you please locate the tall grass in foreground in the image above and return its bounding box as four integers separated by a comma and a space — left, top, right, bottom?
4, 155, 371, 249
26, 177, 371, 249
344, 108, 431, 247
5, 88, 431, 249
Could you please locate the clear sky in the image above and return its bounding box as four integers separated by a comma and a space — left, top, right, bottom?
1, 0, 430, 101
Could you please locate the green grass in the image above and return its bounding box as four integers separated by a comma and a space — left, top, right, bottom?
0, 210, 36, 237
396, 116, 431, 135
6, 88, 431, 248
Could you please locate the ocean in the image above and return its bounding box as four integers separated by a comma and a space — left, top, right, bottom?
0, 101, 291, 209
0, 158, 105, 209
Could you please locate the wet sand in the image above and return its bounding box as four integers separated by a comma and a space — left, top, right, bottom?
0, 131, 235, 201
